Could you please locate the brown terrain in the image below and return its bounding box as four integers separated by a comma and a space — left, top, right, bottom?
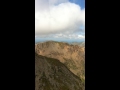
35, 41, 85, 85
35, 53, 84, 90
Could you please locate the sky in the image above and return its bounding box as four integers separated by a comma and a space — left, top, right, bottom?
35, 0, 85, 42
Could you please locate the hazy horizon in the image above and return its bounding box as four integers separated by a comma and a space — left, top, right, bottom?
35, 38, 85, 43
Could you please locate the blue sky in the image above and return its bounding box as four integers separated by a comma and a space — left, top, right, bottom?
35, 0, 85, 42
69, 0, 85, 9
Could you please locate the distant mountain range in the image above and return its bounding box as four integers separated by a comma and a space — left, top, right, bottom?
69, 42, 85, 47
35, 39, 85, 44
35, 41, 85, 90
35, 40, 85, 46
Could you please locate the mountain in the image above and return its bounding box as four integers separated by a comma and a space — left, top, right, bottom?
35, 53, 84, 90
70, 42, 85, 47
35, 41, 85, 85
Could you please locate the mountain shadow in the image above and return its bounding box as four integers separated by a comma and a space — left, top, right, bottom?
35, 53, 84, 90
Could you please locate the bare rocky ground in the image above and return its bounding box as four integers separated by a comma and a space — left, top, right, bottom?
35, 41, 85, 90
35, 53, 84, 90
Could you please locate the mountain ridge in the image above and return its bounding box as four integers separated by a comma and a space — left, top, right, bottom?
35, 53, 84, 90
35, 41, 85, 85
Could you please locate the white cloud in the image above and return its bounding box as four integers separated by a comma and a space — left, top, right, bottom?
48, 0, 69, 5
36, 33, 85, 40
35, 0, 85, 36
53, 33, 85, 39
35, 0, 69, 11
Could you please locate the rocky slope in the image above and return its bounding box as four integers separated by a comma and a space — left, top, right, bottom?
35, 41, 85, 84
35, 53, 84, 90
70, 42, 85, 47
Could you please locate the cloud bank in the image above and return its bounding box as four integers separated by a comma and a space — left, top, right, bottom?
35, 0, 85, 36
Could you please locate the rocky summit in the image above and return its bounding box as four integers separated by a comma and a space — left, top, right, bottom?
35, 41, 85, 90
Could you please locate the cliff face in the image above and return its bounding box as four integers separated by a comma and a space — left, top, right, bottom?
35, 53, 84, 90
35, 41, 85, 84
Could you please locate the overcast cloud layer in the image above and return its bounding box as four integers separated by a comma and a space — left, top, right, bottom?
35, 0, 85, 40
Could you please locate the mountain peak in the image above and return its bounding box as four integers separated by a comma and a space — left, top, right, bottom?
35, 41, 85, 86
